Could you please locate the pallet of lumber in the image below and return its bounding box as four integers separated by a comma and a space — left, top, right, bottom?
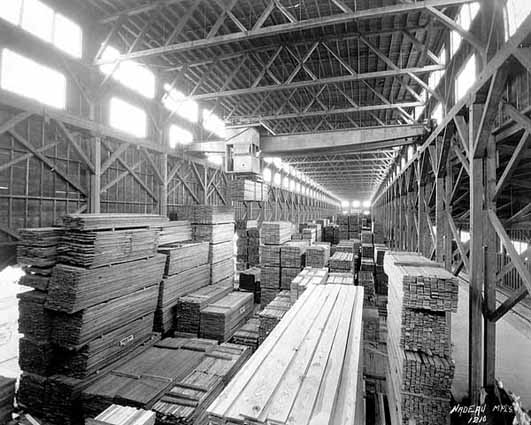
280, 267, 300, 290
200, 292, 254, 342
152, 343, 251, 425
399, 309, 450, 357
306, 245, 330, 267
211, 258, 234, 284
0, 376, 15, 424
51, 285, 159, 349
159, 221, 192, 246
335, 239, 360, 254
172, 206, 234, 224
231, 317, 260, 351
176, 284, 233, 335
18, 337, 54, 376
207, 284, 364, 425
47, 255, 166, 313
260, 288, 279, 307
259, 244, 281, 266
238, 267, 260, 303
258, 291, 291, 343
280, 241, 307, 268
302, 228, 316, 242
159, 242, 209, 276
230, 179, 268, 202
361, 243, 375, 259
62, 214, 168, 231
362, 307, 379, 345
18, 290, 51, 340
209, 241, 233, 264
337, 215, 349, 226
260, 266, 279, 289
326, 272, 355, 285
261, 222, 291, 245
193, 224, 234, 244
329, 252, 354, 272
57, 228, 159, 268
86, 404, 155, 425
290, 267, 328, 302
358, 270, 376, 305
361, 231, 374, 244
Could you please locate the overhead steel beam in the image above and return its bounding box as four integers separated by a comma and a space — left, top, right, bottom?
95, 0, 477, 64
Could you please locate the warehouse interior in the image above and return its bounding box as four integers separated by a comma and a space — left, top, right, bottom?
1, 0, 531, 424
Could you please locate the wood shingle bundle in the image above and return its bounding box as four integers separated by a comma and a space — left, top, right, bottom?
200, 292, 254, 342
231, 317, 260, 351
329, 251, 354, 272
62, 214, 168, 231
176, 284, 233, 335
86, 404, 155, 425
290, 267, 328, 302
258, 291, 291, 343
47, 255, 166, 313
207, 284, 364, 425
306, 244, 330, 267
261, 222, 292, 245
152, 343, 251, 425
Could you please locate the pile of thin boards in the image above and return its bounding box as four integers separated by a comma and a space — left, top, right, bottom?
326, 272, 355, 285
207, 284, 365, 425
384, 251, 459, 425
329, 251, 354, 272
231, 317, 260, 351
0, 377, 15, 423
152, 343, 252, 425
229, 179, 268, 202
305, 243, 330, 267
85, 404, 155, 425
289, 267, 328, 302
17, 213, 169, 425
258, 291, 292, 343
235, 220, 258, 271
280, 241, 308, 290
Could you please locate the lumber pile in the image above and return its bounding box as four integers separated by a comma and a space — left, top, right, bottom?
175, 284, 233, 335
280, 267, 300, 290
210, 258, 234, 286
362, 307, 380, 345
326, 272, 355, 285
200, 292, 254, 342
230, 179, 268, 202
280, 241, 307, 268
207, 284, 364, 425
193, 224, 233, 245
247, 227, 260, 266
361, 243, 375, 259
384, 251, 458, 425
373, 222, 386, 244
335, 239, 359, 254
152, 343, 252, 425
86, 404, 155, 425
238, 267, 260, 304
260, 245, 281, 266
329, 252, 354, 272
323, 225, 339, 244
62, 214, 168, 231
302, 228, 316, 243
17, 372, 47, 416
17, 227, 61, 270
261, 222, 291, 245
231, 317, 260, 351
258, 291, 291, 343
171, 206, 234, 225
0, 376, 15, 424
235, 221, 248, 269
159, 242, 209, 276
374, 243, 388, 265
306, 244, 330, 267
289, 267, 328, 302
361, 230, 374, 244
260, 267, 280, 305
159, 221, 192, 246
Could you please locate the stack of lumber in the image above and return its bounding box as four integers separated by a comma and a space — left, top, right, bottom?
235, 221, 248, 268
62, 214, 168, 230
82, 338, 217, 418
290, 268, 328, 302
175, 284, 233, 335
260, 245, 281, 266
231, 317, 260, 351
207, 284, 364, 425
86, 404, 155, 425
17, 227, 61, 272
230, 179, 268, 202
57, 228, 159, 268
159, 242, 209, 276
238, 267, 260, 303
362, 307, 380, 345
193, 224, 233, 245
361, 243, 375, 259
337, 215, 349, 240
329, 252, 354, 272
358, 269, 376, 305
18, 290, 51, 342
374, 243, 388, 265
210, 258, 234, 286
280, 242, 307, 268
261, 222, 291, 245
361, 231, 374, 244
258, 291, 292, 343
290, 233, 303, 240
384, 251, 458, 425
152, 343, 251, 425
259, 243, 281, 304
159, 221, 192, 246
335, 239, 359, 254
302, 228, 316, 242
17, 372, 47, 416
373, 222, 386, 244
280, 267, 300, 290
323, 225, 339, 244
306, 244, 330, 267
0, 377, 15, 424
326, 272, 354, 285
200, 292, 254, 342
247, 227, 260, 266
171, 206, 234, 225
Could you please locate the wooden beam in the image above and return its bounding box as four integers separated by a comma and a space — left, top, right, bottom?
494, 131, 530, 199
447, 211, 469, 273
0, 111, 32, 135
55, 120, 95, 173
100, 143, 130, 175
141, 148, 164, 184
489, 287, 528, 322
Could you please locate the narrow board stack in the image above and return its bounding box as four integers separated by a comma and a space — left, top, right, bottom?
238, 267, 260, 304
86, 404, 155, 425
258, 291, 292, 343
280, 241, 308, 290
159, 221, 192, 246
231, 317, 260, 351
261, 222, 291, 245
0, 377, 15, 424
384, 252, 459, 425
326, 272, 355, 285
305, 243, 330, 267
229, 179, 268, 202
289, 267, 328, 302
329, 251, 354, 272
207, 284, 365, 425
152, 343, 252, 425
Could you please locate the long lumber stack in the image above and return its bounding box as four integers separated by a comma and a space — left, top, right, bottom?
0, 377, 15, 424
86, 404, 155, 425
61, 214, 167, 230
326, 272, 355, 285
329, 251, 354, 272
259, 239, 281, 306
289, 267, 328, 302
207, 284, 365, 425
261, 222, 291, 245
384, 251, 458, 425
159, 221, 192, 246
257, 291, 292, 343
231, 317, 260, 351
229, 179, 268, 202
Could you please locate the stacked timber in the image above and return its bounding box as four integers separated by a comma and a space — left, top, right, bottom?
259, 241, 281, 305
209, 241, 233, 280
158, 221, 192, 247
308, 222, 322, 241
260, 245, 281, 266
280, 267, 300, 290
17, 373, 47, 416
306, 244, 330, 267
82, 338, 217, 418
337, 215, 349, 240
374, 243, 388, 265
152, 343, 252, 425
171, 206, 234, 225
159, 242, 209, 276
193, 223, 233, 245
336, 239, 359, 254
329, 252, 354, 272
17, 227, 61, 272
290, 233, 303, 240
235, 221, 248, 269
0, 377, 15, 424
62, 214, 168, 230
323, 224, 339, 244
200, 292, 254, 342
362, 243, 375, 259
289, 267, 328, 302
238, 267, 260, 303
175, 284, 232, 335
373, 222, 386, 244
231, 317, 260, 351
361, 230, 374, 244
247, 227, 260, 266
359, 258, 376, 305
384, 251, 458, 425
261, 222, 291, 245
210, 258, 234, 286
362, 307, 380, 345
86, 404, 155, 425
207, 284, 365, 425
258, 291, 292, 343
326, 272, 355, 285
302, 228, 316, 243
230, 179, 268, 202
374, 244, 389, 295
280, 241, 307, 290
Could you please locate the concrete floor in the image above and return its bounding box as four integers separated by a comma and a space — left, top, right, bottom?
452, 277, 531, 408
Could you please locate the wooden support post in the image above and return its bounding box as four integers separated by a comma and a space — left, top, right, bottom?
418, 180, 426, 255
160, 153, 168, 216
444, 159, 453, 270
436, 174, 445, 263
89, 137, 101, 213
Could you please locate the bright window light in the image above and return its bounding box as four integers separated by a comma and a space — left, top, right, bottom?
460, 231, 470, 243
507, 0, 531, 36
53, 13, 82, 58
289, 179, 295, 191
0, 0, 22, 25
274, 173, 281, 186
363, 210, 370, 216
162, 84, 198, 123
169, 124, 193, 148
207, 153, 223, 166
341, 201, 349, 208
432, 103, 443, 123
22, 0, 54, 42
203, 110, 226, 138
450, 3, 480, 57
264, 157, 274, 164
352, 200, 361, 208
263, 167, 272, 182
363, 200, 371, 208
100, 46, 155, 99
283, 176, 290, 189
109, 97, 147, 138
272, 157, 282, 168
456, 55, 476, 101
295, 182, 300, 193
1, 49, 66, 109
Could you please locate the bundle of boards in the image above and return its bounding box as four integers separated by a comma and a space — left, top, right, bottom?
207, 284, 365, 425
229, 179, 268, 202
0, 377, 15, 424
384, 251, 459, 425
289, 267, 328, 302
305, 244, 330, 267
258, 291, 292, 343
261, 222, 292, 245
329, 251, 354, 272
86, 404, 155, 425
231, 317, 260, 351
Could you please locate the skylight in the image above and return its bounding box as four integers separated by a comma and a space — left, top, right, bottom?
109, 97, 147, 138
